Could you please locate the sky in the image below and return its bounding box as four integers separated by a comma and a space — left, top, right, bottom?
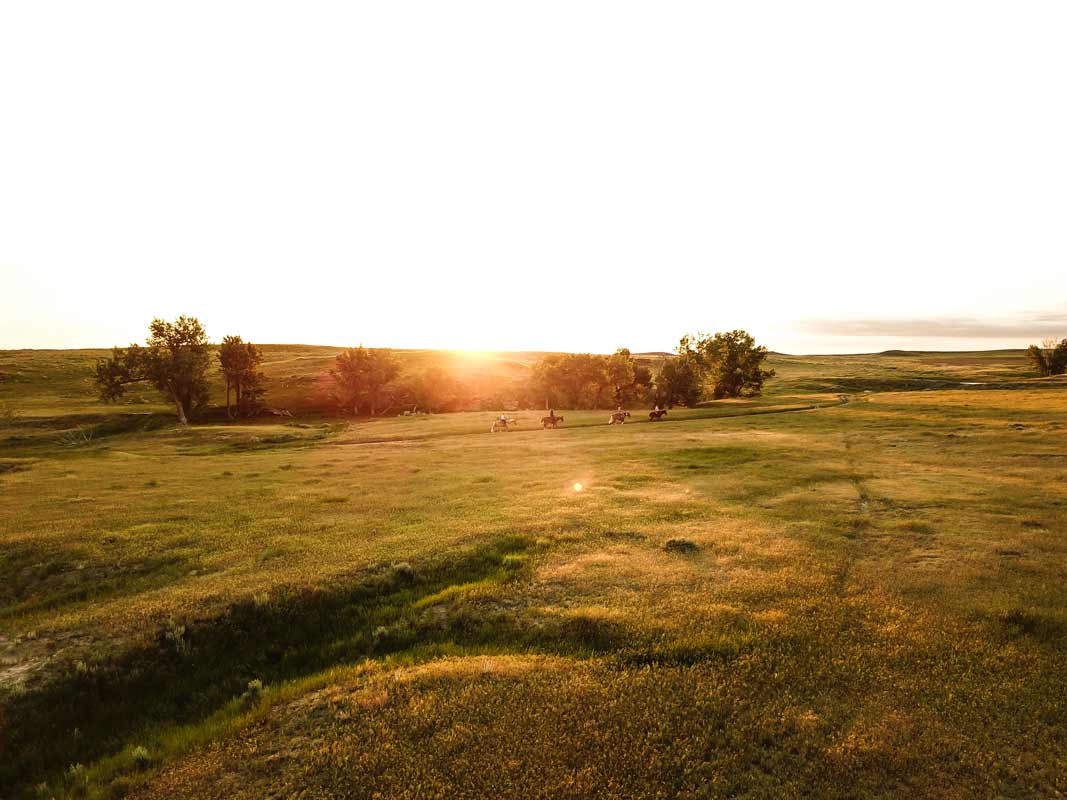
2, 2, 1066, 354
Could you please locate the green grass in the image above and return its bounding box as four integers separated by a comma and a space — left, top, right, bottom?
1, 347, 1066, 798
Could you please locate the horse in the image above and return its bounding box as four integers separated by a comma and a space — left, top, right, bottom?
541, 415, 563, 429
608, 410, 631, 425
648, 408, 668, 421
492, 417, 517, 433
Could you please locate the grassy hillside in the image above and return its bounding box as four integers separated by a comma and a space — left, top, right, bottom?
0, 345, 549, 419
1, 347, 1065, 798
0, 344, 1038, 419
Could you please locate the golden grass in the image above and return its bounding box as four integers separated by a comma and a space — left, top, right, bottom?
2, 348, 1066, 797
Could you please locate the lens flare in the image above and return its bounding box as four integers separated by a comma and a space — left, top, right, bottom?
573, 482, 583, 492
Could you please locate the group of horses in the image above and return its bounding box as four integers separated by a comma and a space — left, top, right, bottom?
491, 408, 667, 433
611, 408, 668, 424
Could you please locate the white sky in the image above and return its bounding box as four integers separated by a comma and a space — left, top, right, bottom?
2, 2, 1066, 354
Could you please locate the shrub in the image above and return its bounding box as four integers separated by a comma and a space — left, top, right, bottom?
240, 678, 264, 707
391, 562, 416, 583
130, 746, 152, 771
163, 618, 190, 656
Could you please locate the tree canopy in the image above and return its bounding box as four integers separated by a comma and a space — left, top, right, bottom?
218, 336, 265, 418
94, 316, 212, 423
331, 346, 402, 415
530, 350, 650, 409
652, 356, 702, 408
680, 330, 775, 400
1028, 338, 1067, 377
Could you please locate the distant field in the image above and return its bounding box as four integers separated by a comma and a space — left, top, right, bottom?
1, 347, 1066, 798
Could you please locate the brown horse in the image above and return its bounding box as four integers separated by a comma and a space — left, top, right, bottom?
648, 409, 668, 421
541, 415, 563, 429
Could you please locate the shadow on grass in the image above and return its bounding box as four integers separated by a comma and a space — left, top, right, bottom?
4, 532, 724, 798
0, 537, 532, 795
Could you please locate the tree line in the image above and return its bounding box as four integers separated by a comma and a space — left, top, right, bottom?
93, 317, 774, 423
1027, 338, 1067, 377
94, 318, 267, 424
529, 331, 773, 410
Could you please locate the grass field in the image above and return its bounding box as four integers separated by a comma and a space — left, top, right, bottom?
2, 347, 1066, 798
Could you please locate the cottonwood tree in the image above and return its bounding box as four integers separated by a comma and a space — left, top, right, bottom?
608, 349, 637, 405
331, 346, 401, 415
531, 350, 658, 409
1051, 340, 1067, 375
1029, 338, 1067, 376
400, 365, 465, 413
681, 330, 775, 399
530, 353, 615, 409
653, 356, 702, 408
1028, 345, 1051, 377
94, 317, 211, 423
218, 336, 265, 418
530, 354, 569, 409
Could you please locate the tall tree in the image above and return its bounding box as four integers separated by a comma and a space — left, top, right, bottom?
411, 365, 464, 413
93, 316, 211, 423
607, 348, 638, 405
574, 353, 611, 408
1050, 339, 1067, 376
683, 330, 775, 399
1028, 344, 1051, 377
632, 362, 654, 403
218, 336, 265, 418
653, 356, 702, 408
530, 354, 569, 409
331, 346, 401, 415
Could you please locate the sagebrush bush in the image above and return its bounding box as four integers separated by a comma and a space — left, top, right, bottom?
130, 746, 151, 770
391, 562, 416, 583
163, 618, 190, 656
240, 678, 264, 708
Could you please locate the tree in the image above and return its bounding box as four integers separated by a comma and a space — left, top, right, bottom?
1050, 340, 1067, 376
653, 356, 702, 407
574, 353, 611, 408
1027, 339, 1067, 376
530, 354, 569, 409
607, 349, 637, 405
331, 346, 401, 415
94, 317, 211, 424
410, 365, 464, 413
683, 330, 775, 399
530, 350, 659, 409
218, 336, 265, 418
1028, 344, 1051, 377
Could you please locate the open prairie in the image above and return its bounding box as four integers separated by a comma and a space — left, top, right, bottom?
1, 348, 1065, 798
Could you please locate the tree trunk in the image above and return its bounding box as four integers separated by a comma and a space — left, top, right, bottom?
173, 395, 188, 424
225, 381, 233, 420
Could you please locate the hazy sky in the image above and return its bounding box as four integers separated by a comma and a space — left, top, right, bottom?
2, 2, 1065, 354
